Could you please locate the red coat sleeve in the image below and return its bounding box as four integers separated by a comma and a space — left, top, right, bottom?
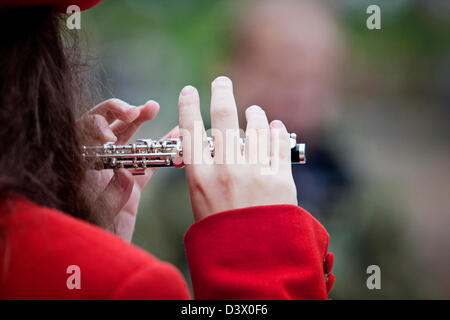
184, 204, 333, 300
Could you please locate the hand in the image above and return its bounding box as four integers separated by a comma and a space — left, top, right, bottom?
78, 98, 178, 242
178, 76, 298, 221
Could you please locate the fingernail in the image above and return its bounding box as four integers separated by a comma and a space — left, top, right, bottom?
248, 105, 262, 112
114, 171, 130, 192
213, 76, 232, 86
271, 120, 284, 129
181, 85, 195, 96
145, 99, 158, 106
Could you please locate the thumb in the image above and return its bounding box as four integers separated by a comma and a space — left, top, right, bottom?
94, 169, 134, 230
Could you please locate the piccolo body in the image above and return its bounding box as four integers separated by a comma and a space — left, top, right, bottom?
82, 133, 306, 175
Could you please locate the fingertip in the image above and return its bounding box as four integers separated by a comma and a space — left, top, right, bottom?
145, 99, 161, 117
212, 76, 232, 88
138, 100, 160, 121
181, 85, 196, 96
270, 120, 290, 148
245, 105, 263, 118
247, 105, 262, 112
270, 120, 287, 131
145, 99, 160, 111
179, 85, 198, 105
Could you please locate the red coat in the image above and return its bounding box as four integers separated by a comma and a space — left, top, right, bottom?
0, 197, 334, 299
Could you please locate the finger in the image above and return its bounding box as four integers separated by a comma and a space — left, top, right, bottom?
111, 100, 160, 145
121, 175, 148, 217
270, 120, 291, 172
210, 76, 241, 164
94, 169, 134, 227
178, 85, 210, 166
133, 126, 181, 188
245, 105, 270, 166
89, 98, 140, 124
159, 126, 183, 168
113, 181, 142, 242
83, 169, 114, 204
159, 125, 180, 141
81, 114, 117, 145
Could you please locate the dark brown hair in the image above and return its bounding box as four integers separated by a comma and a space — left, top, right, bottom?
0, 7, 95, 223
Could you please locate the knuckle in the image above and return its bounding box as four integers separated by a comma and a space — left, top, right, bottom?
212, 103, 232, 118
247, 115, 269, 132
271, 136, 290, 158
188, 168, 212, 193
188, 169, 203, 190
216, 166, 238, 187
276, 148, 289, 161
92, 114, 107, 128
190, 178, 203, 192
105, 98, 123, 107
77, 114, 90, 127
248, 114, 268, 129
179, 90, 199, 108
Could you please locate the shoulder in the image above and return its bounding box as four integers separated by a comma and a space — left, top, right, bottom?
0, 198, 188, 299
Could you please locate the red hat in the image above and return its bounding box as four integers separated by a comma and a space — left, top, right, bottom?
0, 0, 101, 12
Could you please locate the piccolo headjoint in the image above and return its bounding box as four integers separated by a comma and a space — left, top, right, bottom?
82, 134, 306, 175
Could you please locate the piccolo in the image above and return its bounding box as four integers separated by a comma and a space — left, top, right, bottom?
82, 133, 306, 175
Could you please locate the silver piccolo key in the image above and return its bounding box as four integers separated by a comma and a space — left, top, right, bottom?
82, 133, 306, 175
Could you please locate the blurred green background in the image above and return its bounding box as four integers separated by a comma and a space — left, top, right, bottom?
81, 0, 450, 299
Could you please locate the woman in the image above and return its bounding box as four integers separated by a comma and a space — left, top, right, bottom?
0, 0, 334, 299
